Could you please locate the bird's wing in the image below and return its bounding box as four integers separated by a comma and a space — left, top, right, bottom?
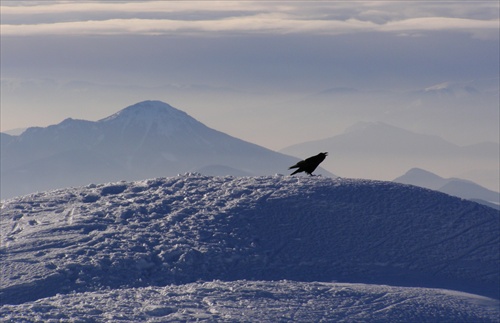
288, 160, 305, 169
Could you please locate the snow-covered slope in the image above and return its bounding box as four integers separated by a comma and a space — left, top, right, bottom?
1, 101, 333, 199
3, 281, 498, 322
1, 175, 498, 321
395, 168, 499, 207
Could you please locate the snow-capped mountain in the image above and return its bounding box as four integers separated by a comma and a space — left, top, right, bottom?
420, 81, 480, 97
394, 168, 500, 208
1, 100, 333, 199
1, 175, 498, 321
280, 121, 499, 191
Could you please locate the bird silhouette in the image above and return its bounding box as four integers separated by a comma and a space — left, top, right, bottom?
288, 152, 328, 176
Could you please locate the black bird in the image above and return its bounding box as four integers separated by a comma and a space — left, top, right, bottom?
288, 152, 328, 176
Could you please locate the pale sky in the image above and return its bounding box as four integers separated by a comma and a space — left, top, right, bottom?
1, 1, 499, 150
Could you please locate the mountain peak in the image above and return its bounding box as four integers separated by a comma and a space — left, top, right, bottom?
98, 100, 205, 136
422, 81, 480, 96
1, 100, 304, 199
395, 168, 499, 205
403, 167, 444, 180
344, 121, 377, 132
99, 100, 188, 122
394, 168, 446, 190
425, 82, 451, 92
343, 121, 408, 136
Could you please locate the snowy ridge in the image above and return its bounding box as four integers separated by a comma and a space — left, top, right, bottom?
1, 175, 499, 321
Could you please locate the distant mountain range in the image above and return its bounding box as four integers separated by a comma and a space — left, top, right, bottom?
1, 100, 333, 199
394, 168, 499, 209
1, 128, 26, 136
302, 79, 499, 145
280, 121, 499, 192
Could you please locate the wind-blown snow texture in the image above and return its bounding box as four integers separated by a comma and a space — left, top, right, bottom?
1, 175, 499, 322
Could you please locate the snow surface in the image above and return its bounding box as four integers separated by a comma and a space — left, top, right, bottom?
2, 281, 498, 322
1, 174, 499, 322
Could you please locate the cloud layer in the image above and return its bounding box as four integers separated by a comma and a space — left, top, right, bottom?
1, 1, 498, 39
1, 1, 498, 165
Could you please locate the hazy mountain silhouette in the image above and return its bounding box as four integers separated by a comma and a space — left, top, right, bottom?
1, 101, 334, 199
394, 168, 499, 208
281, 121, 498, 191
